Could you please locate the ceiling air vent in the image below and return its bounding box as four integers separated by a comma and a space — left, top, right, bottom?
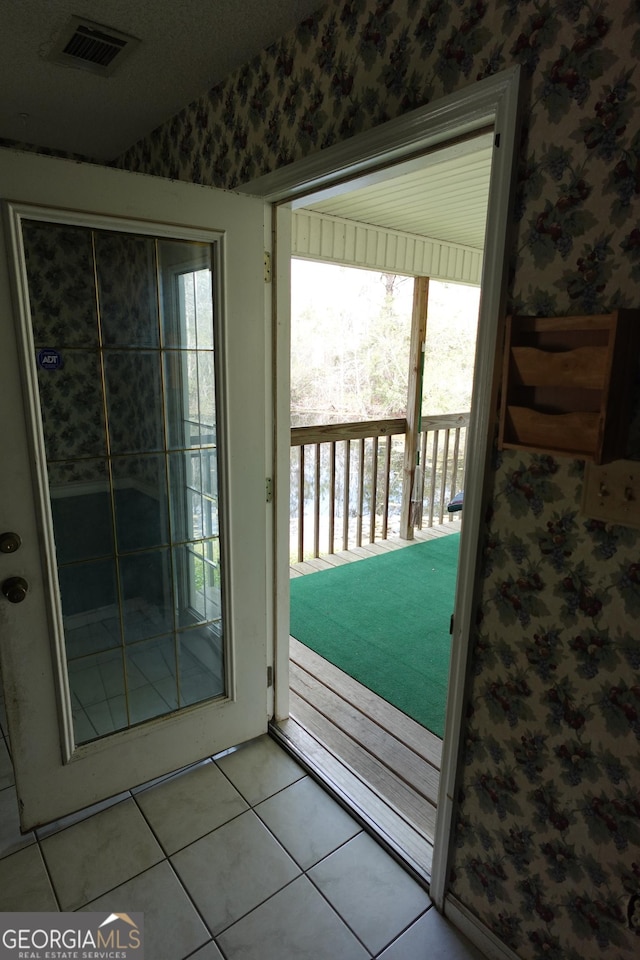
48, 16, 140, 77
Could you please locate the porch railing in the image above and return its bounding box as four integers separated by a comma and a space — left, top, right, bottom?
290, 412, 469, 563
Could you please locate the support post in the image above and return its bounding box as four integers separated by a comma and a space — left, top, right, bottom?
400, 276, 429, 540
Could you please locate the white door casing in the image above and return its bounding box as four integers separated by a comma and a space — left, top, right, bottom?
0, 149, 272, 829
243, 66, 522, 902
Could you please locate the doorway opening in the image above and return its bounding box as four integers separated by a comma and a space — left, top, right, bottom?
288, 253, 486, 876
281, 141, 488, 882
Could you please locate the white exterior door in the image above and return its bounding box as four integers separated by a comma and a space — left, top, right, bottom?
0, 149, 272, 829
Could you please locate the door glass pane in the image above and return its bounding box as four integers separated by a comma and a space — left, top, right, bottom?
104, 351, 164, 454
95, 232, 159, 348
21, 221, 98, 348
179, 624, 224, 706
126, 636, 179, 724
49, 459, 114, 563
112, 455, 169, 552
68, 649, 127, 742
37, 351, 107, 460
21, 220, 226, 744
120, 549, 173, 642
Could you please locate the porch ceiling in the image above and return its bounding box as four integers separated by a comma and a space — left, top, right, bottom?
300, 132, 493, 251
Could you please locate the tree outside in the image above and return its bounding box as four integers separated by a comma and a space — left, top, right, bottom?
290, 258, 480, 425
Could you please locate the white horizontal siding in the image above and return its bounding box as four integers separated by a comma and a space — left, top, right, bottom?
292, 210, 482, 284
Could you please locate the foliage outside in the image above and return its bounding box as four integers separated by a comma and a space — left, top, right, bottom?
290, 258, 480, 426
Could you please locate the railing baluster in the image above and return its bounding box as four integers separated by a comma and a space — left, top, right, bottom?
429, 430, 439, 527
382, 435, 391, 540
314, 443, 321, 558
418, 429, 428, 530
357, 437, 365, 547
370, 436, 378, 543
450, 427, 461, 522
329, 440, 336, 554
343, 439, 350, 551
298, 445, 305, 563
439, 429, 451, 524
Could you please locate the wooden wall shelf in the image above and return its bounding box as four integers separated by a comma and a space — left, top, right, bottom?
498, 310, 640, 463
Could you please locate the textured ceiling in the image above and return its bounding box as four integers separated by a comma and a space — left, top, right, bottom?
0, 0, 323, 160
1, 2, 492, 251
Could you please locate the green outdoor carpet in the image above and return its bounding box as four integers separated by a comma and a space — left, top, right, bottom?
290, 533, 460, 738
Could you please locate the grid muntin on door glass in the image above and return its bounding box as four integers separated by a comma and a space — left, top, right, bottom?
21, 219, 226, 744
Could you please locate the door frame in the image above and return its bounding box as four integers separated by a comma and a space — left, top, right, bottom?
241, 66, 523, 906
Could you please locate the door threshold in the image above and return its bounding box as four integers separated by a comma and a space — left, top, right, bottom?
271, 716, 432, 887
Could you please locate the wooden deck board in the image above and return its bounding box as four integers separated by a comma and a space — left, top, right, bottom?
290, 662, 440, 805
290, 637, 442, 769
289, 691, 436, 839
300, 557, 336, 572
319, 553, 350, 567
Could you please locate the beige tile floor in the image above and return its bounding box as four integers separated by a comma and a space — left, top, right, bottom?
0, 690, 485, 960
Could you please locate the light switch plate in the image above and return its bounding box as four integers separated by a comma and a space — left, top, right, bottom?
582, 459, 640, 529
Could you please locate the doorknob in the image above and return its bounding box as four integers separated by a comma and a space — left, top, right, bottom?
0, 532, 21, 554
2, 577, 28, 603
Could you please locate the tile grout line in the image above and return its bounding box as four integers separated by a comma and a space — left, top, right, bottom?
35, 834, 63, 911
226, 772, 377, 958
210, 749, 306, 807
164, 856, 224, 960
130, 757, 258, 959
301, 871, 375, 958
173, 766, 310, 947
371, 905, 434, 959
134, 752, 377, 955
251, 801, 364, 873
129, 784, 216, 942
180, 942, 218, 960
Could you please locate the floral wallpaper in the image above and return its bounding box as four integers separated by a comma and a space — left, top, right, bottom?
112, 1, 639, 957
22, 221, 98, 347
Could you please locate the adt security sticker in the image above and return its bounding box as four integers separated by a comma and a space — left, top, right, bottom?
37, 348, 64, 370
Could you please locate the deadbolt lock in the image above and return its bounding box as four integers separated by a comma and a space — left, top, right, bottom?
0, 532, 21, 554
2, 577, 28, 604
